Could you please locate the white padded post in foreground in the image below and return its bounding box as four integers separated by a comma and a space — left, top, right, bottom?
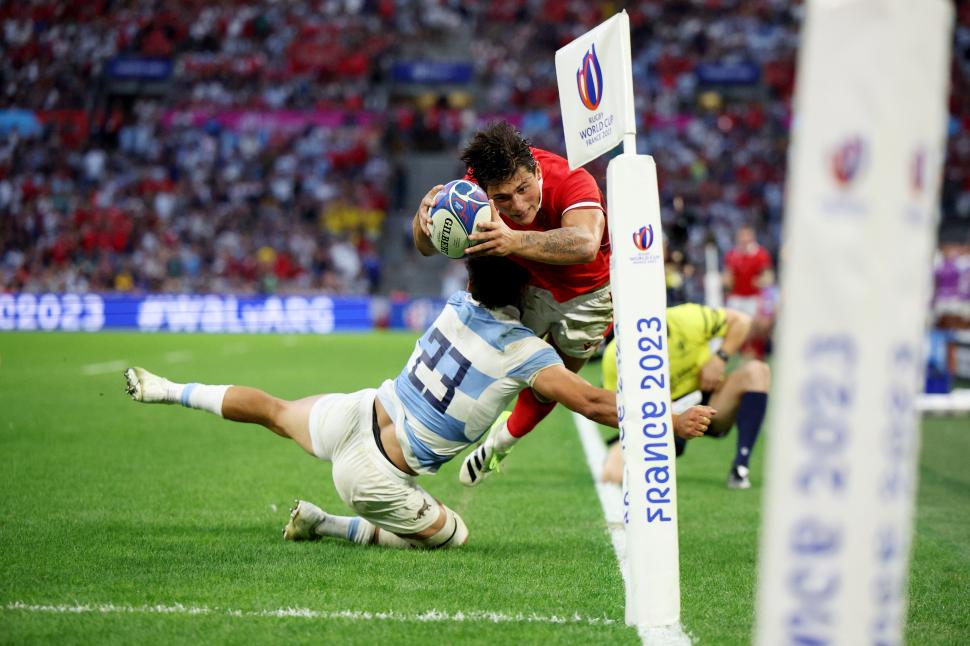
755, 1, 954, 644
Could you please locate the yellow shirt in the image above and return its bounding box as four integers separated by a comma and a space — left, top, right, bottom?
602, 303, 727, 400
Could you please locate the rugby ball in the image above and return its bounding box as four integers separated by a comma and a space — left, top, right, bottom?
429, 179, 492, 259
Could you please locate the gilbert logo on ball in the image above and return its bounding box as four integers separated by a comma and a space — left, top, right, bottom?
430, 179, 492, 259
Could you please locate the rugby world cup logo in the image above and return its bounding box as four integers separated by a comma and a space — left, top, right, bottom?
632, 225, 654, 252
832, 136, 865, 187
576, 44, 604, 111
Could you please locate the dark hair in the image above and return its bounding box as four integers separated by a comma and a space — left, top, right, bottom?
460, 122, 537, 190
466, 256, 529, 310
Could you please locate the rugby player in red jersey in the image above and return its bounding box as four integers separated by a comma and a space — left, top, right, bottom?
723, 225, 775, 358
412, 121, 614, 484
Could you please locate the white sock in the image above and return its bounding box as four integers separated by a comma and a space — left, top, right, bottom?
317, 514, 410, 549
490, 421, 518, 454
172, 382, 231, 417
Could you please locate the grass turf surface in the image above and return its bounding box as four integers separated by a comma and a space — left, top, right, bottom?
0, 332, 967, 644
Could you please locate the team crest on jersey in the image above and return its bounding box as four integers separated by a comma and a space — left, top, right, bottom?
577, 44, 603, 111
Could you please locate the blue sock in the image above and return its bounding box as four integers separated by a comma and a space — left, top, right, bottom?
734, 392, 768, 468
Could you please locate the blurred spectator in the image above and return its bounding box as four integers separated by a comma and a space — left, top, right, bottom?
933, 241, 970, 329
665, 248, 689, 306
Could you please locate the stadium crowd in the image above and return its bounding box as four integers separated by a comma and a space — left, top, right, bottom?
0, 0, 401, 294
0, 0, 968, 320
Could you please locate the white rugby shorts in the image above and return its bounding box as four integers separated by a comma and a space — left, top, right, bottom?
521, 284, 613, 359
308, 388, 439, 535
725, 294, 761, 319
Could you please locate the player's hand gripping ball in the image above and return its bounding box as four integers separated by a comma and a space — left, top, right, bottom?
429, 179, 492, 259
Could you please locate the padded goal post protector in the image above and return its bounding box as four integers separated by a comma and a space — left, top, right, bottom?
607, 153, 682, 630
755, 1, 954, 644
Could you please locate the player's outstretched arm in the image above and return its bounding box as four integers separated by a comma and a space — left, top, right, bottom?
531, 365, 618, 427
412, 184, 444, 256
459, 367, 615, 488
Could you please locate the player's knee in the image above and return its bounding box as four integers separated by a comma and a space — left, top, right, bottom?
742, 360, 771, 391
263, 396, 289, 433
411, 508, 468, 549
450, 512, 469, 547
706, 425, 731, 439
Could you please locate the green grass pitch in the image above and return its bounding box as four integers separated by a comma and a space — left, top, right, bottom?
0, 332, 966, 644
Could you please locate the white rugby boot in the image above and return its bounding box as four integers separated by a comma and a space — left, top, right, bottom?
283, 500, 326, 541
726, 464, 752, 490
460, 411, 514, 487
124, 367, 177, 404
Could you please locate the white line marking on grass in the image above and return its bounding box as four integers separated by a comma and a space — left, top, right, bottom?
572, 413, 693, 646
164, 351, 193, 364
3, 602, 616, 627
573, 413, 627, 581
81, 360, 128, 376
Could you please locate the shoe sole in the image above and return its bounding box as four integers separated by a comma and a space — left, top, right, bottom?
124, 367, 173, 404
124, 368, 141, 401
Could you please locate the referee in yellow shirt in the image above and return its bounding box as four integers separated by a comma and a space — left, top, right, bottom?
601, 303, 770, 489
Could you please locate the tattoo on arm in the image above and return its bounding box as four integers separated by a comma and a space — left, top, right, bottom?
516, 227, 596, 265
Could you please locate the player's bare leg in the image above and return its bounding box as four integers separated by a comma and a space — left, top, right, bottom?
124, 367, 320, 455
283, 500, 468, 549
221, 387, 320, 455
706, 360, 770, 434
707, 360, 770, 488
602, 442, 623, 485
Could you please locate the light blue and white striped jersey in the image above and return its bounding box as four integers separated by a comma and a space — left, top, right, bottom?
376, 291, 563, 474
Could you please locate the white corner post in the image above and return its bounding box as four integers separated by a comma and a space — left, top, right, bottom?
557, 11, 687, 643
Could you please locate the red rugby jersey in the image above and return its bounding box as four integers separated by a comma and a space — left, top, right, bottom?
724, 245, 772, 296
468, 147, 611, 303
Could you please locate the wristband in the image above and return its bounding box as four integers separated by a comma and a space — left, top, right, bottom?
716, 349, 731, 362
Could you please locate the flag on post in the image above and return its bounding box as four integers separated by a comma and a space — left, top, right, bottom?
555, 11, 636, 169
